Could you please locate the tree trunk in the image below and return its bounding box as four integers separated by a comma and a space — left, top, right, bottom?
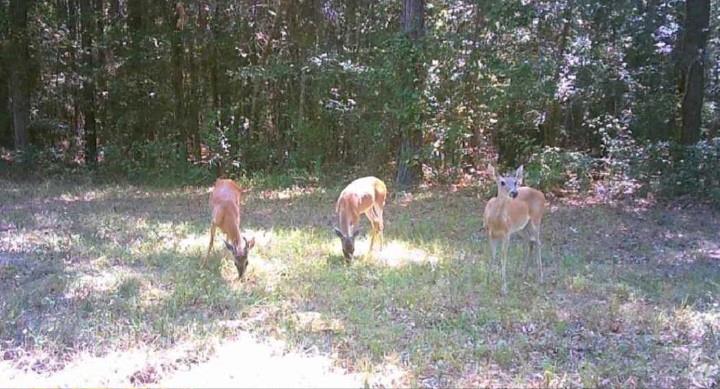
0, 0, 11, 146
395, 0, 425, 189
81, 0, 97, 166
8, 0, 33, 150
542, 1, 572, 147
0, 57, 9, 147
127, 0, 143, 32
96, 0, 107, 155
172, 2, 186, 147
678, 0, 710, 145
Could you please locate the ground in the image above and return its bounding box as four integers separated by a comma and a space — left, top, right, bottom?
0, 177, 718, 388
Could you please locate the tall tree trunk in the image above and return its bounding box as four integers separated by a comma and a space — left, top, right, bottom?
395, 0, 425, 189
96, 0, 107, 158
8, 0, 33, 150
172, 2, 186, 147
81, 0, 97, 166
678, 0, 710, 145
0, 2, 10, 148
542, 1, 572, 147
127, 0, 143, 32
0, 69, 9, 147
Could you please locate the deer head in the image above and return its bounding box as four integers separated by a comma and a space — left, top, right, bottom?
223, 236, 256, 278
334, 227, 361, 260
488, 164, 523, 199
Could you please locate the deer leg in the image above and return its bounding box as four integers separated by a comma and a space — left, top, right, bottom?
518, 227, 531, 280
365, 212, 376, 253
487, 236, 499, 284
367, 208, 384, 253
376, 207, 384, 250
205, 223, 216, 266
369, 221, 377, 252
501, 237, 509, 295
534, 223, 543, 283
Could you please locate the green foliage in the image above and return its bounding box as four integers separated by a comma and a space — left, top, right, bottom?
101, 141, 212, 186
1, 0, 718, 198
634, 138, 720, 203
525, 147, 594, 193
6, 144, 82, 177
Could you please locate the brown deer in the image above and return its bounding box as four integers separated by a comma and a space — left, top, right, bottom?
206, 179, 255, 278
484, 165, 546, 294
334, 176, 387, 261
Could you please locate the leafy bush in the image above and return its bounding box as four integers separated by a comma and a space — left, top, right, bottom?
634, 138, 720, 204
100, 141, 213, 186
525, 147, 594, 193
6, 145, 82, 176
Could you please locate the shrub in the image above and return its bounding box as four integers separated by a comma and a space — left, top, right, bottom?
636, 138, 720, 204
525, 147, 594, 193
100, 141, 213, 186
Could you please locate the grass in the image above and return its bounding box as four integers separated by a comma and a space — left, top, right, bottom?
1, 176, 719, 387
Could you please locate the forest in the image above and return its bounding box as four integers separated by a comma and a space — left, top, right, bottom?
1, 0, 719, 387
0, 0, 718, 195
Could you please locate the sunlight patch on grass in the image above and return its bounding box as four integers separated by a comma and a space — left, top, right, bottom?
376, 239, 440, 268
177, 233, 209, 252
64, 268, 135, 297
0, 338, 216, 387
56, 189, 110, 204
292, 311, 345, 333
256, 186, 326, 201
160, 332, 364, 388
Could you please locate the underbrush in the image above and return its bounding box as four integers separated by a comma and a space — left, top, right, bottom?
3, 132, 720, 206
521, 137, 720, 207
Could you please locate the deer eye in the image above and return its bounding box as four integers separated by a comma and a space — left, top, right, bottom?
500, 181, 505, 186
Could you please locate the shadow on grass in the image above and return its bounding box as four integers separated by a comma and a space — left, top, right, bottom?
0, 247, 269, 367
1, 178, 719, 387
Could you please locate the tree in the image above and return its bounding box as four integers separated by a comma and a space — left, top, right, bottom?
678, 0, 710, 144
395, 0, 425, 189
8, 0, 34, 150
81, 0, 99, 166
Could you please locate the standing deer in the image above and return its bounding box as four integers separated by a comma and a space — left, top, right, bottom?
484, 165, 546, 294
334, 176, 387, 261
206, 179, 255, 278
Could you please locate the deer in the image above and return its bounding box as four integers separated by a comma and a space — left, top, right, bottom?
334, 176, 387, 261
483, 165, 546, 294
206, 179, 256, 278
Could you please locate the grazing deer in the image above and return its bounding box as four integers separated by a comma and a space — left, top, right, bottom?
483, 165, 546, 294
334, 176, 387, 261
206, 179, 256, 278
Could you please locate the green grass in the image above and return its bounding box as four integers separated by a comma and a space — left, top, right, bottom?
1, 177, 719, 387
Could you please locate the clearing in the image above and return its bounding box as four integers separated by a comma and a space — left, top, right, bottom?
0, 177, 719, 387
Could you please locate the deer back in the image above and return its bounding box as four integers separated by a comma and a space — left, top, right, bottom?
210, 179, 246, 244
516, 187, 546, 224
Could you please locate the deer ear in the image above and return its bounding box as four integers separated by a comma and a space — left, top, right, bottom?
333, 227, 344, 239
223, 239, 235, 253
245, 236, 256, 250
487, 164, 496, 178
515, 165, 524, 181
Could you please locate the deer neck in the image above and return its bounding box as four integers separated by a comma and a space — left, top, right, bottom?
338, 211, 353, 237
222, 206, 242, 246
491, 193, 513, 219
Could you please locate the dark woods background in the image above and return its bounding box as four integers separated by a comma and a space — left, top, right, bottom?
1, 0, 718, 200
